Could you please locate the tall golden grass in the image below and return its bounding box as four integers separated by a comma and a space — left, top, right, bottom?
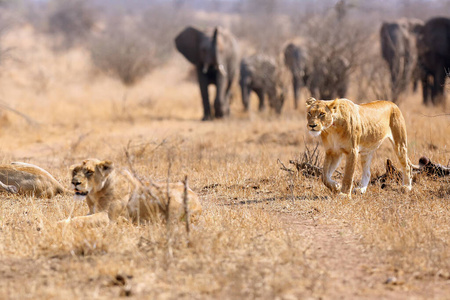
0, 25, 448, 299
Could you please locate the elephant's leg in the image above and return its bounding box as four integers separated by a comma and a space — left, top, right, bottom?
421, 73, 430, 105
223, 79, 233, 116
293, 75, 300, 109
255, 88, 266, 111
241, 83, 251, 111
214, 73, 227, 118
197, 71, 212, 121
432, 67, 446, 106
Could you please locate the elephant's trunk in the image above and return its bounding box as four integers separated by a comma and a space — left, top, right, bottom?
202, 63, 210, 74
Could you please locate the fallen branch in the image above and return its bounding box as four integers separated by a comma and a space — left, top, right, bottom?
371, 156, 450, 188
0, 100, 39, 126
417, 156, 450, 177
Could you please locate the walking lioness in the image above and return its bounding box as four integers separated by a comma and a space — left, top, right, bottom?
306, 97, 414, 196
61, 158, 202, 227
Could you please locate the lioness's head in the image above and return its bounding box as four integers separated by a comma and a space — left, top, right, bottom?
306, 97, 337, 137
70, 159, 114, 201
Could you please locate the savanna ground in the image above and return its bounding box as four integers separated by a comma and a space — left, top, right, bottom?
0, 17, 449, 300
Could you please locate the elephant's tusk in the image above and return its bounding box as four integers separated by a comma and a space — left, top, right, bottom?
202, 64, 209, 74
218, 64, 227, 76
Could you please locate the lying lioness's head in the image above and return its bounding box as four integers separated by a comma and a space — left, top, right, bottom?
306, 97, 337, 137
70, 159, 114, 201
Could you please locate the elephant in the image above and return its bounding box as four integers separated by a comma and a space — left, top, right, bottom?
417, 17, 450, 106
175, 26, 239, 120
283, 43, 309, 109
239, 54, 287, 114
380, 18, 424, 102
307, 55, 350, 100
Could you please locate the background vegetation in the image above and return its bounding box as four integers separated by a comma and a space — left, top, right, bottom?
0, 0, 448, 298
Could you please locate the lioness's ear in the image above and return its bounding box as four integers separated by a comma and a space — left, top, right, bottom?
306, 97, 316, 107
327, 99, 339, 112
96, 160, 114, 176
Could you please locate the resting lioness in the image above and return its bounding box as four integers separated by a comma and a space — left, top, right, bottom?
0, 162, 66, 198
62, 158, 202, 226
306, 97, 414, 196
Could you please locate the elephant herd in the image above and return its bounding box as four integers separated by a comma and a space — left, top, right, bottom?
380, 16, 450, 106
175, 16, 449, 120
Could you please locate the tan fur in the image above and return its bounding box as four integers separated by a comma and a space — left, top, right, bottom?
306, 97, 413, 197
0, 162, 66, 198
61, 158, 202, 226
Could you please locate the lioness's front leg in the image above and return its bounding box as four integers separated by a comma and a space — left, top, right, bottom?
341, 148, 358, 195
322, 151, 343, 193
58, 212, 110, 228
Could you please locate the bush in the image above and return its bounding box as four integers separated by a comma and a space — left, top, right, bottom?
88, 20, 156, 86
88, 4, 190, 86
45, 0, 96, 51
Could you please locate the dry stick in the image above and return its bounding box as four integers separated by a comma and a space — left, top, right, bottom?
182, 175, 190, 240
165, 158, 172, 225
0, 100, 39, 126
277, 159, 294, 173
123, 146, 166, 224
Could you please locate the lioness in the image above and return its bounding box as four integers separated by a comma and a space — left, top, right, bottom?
62, 158, 202, 226
306, 97, 414, 196
0, 162, 66, 198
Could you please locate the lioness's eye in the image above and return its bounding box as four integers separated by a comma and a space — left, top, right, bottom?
307, 112, 311, 116
85, 171, 94, 177
319, 113, 325, 117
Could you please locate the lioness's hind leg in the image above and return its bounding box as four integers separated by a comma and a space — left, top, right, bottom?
389, 138, 412, 191
389, 115, 412, 190
397, 144, 412, 190
356, 153, 373, 194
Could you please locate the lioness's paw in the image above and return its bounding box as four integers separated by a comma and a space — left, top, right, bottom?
337, 192, 351, 200
6, 185, 18, 194
331, 182, 341, 193
401, 185, 412, 193
353, 186, 367, 194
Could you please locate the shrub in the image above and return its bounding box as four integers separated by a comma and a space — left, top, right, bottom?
45, 0, 96, 51
88, 19, 156, 86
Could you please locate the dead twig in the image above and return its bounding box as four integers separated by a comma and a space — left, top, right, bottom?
183, 175, 190, 240
165, 158, 172, 225
123, 144, 167, 223
0, 100, 39, 126
277, 159, 294, 173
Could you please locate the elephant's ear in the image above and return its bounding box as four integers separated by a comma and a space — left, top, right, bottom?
410, 22, 424, 35
213, 26, 229, 76
175, 26, 204, 65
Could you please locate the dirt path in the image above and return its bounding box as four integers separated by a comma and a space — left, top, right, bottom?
280, 214, 448, 299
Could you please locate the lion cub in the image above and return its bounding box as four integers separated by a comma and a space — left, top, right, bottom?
306, 97, 414, 196
61, 158, 202, 227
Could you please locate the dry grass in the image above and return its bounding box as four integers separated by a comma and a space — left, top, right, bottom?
0, 23, 448, 299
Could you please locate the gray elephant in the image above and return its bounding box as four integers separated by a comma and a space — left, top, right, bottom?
417, 17, 450, 106
175, 26, 239, 120
239, 54, 287, 114
380, 18, 424, 102
283, 43, 309, 109
307, 55, 350, 100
